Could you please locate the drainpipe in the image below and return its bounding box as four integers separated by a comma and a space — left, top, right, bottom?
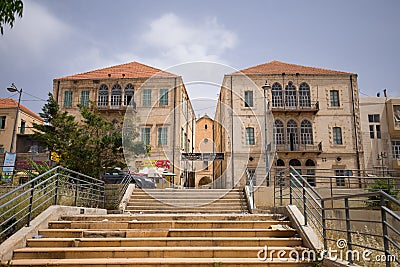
230, 75, 235, 189
350, 75, 361, 175
172, 77, 177, 177
56, 80, 60, 102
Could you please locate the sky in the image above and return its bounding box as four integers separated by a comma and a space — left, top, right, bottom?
0, 0, 399, 117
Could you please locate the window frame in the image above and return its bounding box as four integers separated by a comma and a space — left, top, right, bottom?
330, 90, 340, 107
142, 89, 152, 106
98, 84, 109, 107
158, 127, 168, 146
244, 91, 254, 107
0, 116, 5, 129
159, 89, 169, 106
333, 127, 343, 145
80, 90, 90, 106
64, 90, 73, 107
141, 127, 151, 145
245, 127, 255, 145
300, 119, 313, 145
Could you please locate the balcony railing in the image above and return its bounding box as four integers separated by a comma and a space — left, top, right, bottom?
271, 101, 319, 112
275, 141, 322, 153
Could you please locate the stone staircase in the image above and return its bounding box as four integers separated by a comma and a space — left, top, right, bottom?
5, 189, 311, 266
125, 189, 247, 214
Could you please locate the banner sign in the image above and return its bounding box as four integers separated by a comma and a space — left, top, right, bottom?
3, 152, 16, 174
181, 153, 224, 161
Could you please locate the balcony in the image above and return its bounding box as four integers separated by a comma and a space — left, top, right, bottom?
97, 102, 137, 111
271, 101, 319, 114
276, 142, 322, 154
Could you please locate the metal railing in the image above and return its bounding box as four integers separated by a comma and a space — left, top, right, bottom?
0, 166, 105, 243
275, 142, 322, 153
275, 166, 400, 266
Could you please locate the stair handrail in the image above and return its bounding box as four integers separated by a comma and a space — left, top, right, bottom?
278, 166, 400, 266
0, 166, 105, 243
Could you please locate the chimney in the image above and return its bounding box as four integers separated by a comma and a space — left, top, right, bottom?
384, 89, 387, 97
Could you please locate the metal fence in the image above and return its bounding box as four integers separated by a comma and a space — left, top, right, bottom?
275, 166, 400, 266
0, 166, 105, 243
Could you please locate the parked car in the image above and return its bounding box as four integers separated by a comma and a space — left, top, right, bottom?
103, 169, 156, 189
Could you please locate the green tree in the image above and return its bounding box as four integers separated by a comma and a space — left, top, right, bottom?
0, 0, 23, 35
33, 94, 146, 179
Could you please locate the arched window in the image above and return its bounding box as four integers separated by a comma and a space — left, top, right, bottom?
274, 120, 285, 144
287, 120, 298, 150
271, 82, 283, 108
300, 119, 313, 145
277, 159, 285, 166
124, 84, 134, 106
285, 81, 297, 109
289, 159, 301, 166
111, 84, 122, 107
98, 84, 108, 106
299, 82, 311, 107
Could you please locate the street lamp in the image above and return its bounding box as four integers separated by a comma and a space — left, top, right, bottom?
262, 80, 271, 186
7, 83, 23, 153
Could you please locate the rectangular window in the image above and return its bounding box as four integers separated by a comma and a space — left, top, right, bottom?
392, 141, 400, 159
245, 127, 255, 145
158, 127, 168, 145
330, 90, 340, 107
335, 169, 346, 186
159, 89, 169, 106
0, 147, 4, 153
244, 91, 253, 107
80, 91, 90, 106
369, 125, 375, 139
368, 114, 380, 123
20, 120, 26, 134
64, 91, 73, 107
376, 125, 381, 139
141, 128, 150, 145
0, 116, 5, 129
333, 127, 343, 145
142, 89, 151, 106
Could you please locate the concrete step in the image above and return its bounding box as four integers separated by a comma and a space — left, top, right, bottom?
125, 205, 244, 210
60, 214, 276, 221
122, 209, 246, 214
13, 246, 306, 259
4, 257, 313, 266
48, 220, 291, 230
38, 229, 298, 239
27, 236, 300, 248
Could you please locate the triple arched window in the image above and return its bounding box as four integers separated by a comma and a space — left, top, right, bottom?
274, 119, 314, 148
271, 82, 311, 109
97, 83, 135, 108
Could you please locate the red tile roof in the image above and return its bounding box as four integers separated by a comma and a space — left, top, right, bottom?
0, 98, 43, 121
55, 61, 177, 80
237, 60, 354, 75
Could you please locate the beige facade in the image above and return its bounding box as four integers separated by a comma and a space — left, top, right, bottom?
53, 62, 195, 184
360, 96, 400, 172
194, 116, 214, 187
0, 99, 43, 155
214, 61, 364, 188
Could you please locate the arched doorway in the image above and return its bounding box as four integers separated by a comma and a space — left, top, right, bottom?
198, 176, 212, 187
289, 158, 302, 174
305, 159, 316, 186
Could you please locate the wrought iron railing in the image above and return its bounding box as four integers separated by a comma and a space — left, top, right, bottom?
0, 166, 104, 243
275, 166, 400, 266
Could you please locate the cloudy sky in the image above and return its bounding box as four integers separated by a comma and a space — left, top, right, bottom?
1, 0, 399, 117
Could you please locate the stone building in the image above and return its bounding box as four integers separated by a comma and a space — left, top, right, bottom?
53, 61, 196, 183
214, 61, 364, 188
193, 115, 214, 187
360, 96, 400, 174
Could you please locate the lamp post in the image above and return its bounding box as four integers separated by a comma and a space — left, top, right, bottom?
262, 80, 271, 186
7, 83, 23, 153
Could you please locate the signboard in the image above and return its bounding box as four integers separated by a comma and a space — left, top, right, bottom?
3, 152, 16, 174
136, 160, 170, 169
181, 153, 224, 161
